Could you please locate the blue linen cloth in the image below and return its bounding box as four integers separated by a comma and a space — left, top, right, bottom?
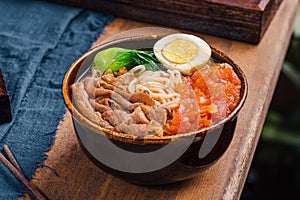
0, 0, 113, 198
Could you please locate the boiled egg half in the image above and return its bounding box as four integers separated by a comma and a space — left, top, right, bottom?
153, 33, 211, 75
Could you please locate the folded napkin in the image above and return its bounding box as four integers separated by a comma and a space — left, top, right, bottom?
0, 0, 112, 198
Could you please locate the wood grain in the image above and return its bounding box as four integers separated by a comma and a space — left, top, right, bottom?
47, 0, 283, 43
30, 0, 299, 199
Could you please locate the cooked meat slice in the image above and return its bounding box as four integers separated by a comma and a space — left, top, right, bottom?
83, 77, 97, 97
96, 98, 110, 106
141, 105, 167, 126
95, 87, 112, 97
98, 80, 131, 100
152, 107, 167, 126
128, 102, 144, 111
140, 105, 151, 117
110, 92, 133, 110
119, 72, 135, 85
103, 106, 152, 126
94, 87, 132, 110
116, 120, 163, 137
95, 112, 113, 129
117, 122, 148, 136
102, 110, 131, 127
107, 99, 123, 110
101, 72, 134, 91
113, 87, 132, 100
100, 73, 115, 84
130, 92, 155, 106
89, 99, 111, 113
96, 79, 114, 90
97, 97, 122, 110
71, 82, 99, 123
131, 106, 150, 124
147, 120, 163, 137
113, 72, 135, 86
91, 70, 102, 78
113, 126, 121, 132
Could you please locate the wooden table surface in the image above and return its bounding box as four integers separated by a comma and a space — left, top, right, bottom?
29, 0, 298, 199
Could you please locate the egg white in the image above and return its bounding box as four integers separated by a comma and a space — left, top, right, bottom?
154, 33, 211, 75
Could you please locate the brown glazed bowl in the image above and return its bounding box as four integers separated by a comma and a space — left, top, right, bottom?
62, 30, 248, 185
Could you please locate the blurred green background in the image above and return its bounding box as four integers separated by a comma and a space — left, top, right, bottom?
241, 4, 300, 200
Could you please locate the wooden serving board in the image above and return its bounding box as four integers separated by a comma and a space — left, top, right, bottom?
48, 0, 283, 44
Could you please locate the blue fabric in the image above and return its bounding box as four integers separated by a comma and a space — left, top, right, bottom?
0, 0, 113, 198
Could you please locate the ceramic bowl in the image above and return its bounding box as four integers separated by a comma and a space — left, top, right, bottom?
62, 31, 247, 185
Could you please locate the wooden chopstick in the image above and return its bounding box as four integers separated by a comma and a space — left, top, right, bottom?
2, 145, 36, 200
2, 145, 23, 173
0, 145, 47, 200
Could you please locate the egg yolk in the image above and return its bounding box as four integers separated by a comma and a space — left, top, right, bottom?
162, 39, 198, 64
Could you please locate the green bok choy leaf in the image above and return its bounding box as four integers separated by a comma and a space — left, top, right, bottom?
93, 47, 165, 72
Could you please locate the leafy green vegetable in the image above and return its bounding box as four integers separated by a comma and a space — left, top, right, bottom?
93, 47, 165, 72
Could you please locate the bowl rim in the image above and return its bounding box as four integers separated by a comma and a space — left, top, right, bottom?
62, 35, 248, 145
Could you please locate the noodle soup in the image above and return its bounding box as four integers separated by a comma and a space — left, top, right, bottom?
71, 33, 241, 138
62, 30, 247, 184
